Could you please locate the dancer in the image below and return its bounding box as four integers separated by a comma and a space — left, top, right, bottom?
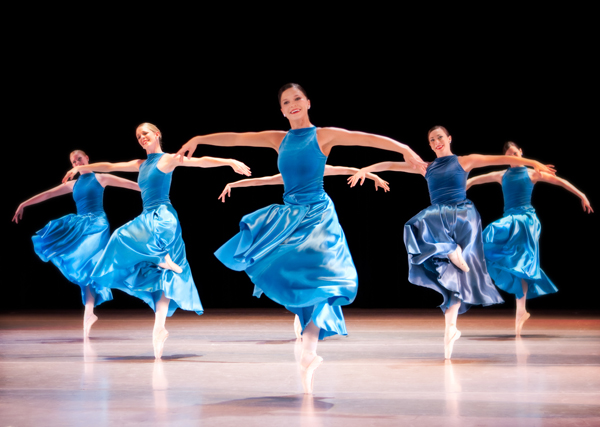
467, 141, 593, 335
13, 150, 140, 337
218, 166, 390, 340
349, 126, 556, 359
63, 123, 251, 358
176, 83, 426, 393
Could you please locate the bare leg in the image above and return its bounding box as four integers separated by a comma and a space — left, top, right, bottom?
448, 245, 470, 272
158, 253, 182, 274
294, 314, 303, 340
83, 285, 98, 338
300, 320, 323, 394
444, 301, 462, 360
153, 293, 170, 359
516, 279, 530, 336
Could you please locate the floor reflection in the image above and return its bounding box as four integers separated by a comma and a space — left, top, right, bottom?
444, 360, 461, 422
153, 360, 169, 422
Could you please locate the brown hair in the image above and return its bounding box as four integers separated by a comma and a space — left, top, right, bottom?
278, 83, 308, 105
427, 125, 450, 138
70, 149, 87, 159
502, 141, 521, 154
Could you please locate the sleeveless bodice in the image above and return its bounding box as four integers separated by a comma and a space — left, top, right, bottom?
73, 173, 104, 215
502, 167, 534, 211
139, 153, 172, 211
278, 127, 327, 204
425, 155, 468, 205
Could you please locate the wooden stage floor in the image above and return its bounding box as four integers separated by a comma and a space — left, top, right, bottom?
1, 308, 599, 426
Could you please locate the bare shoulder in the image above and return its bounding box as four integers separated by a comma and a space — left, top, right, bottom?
528, 167, 541, 183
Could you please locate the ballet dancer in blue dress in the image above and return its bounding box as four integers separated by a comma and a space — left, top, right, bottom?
176, 83, 426, 393
349, 126, 556, 359
63, 123, 251, 358
13, 150, 140, 337
467, 141, 593, 335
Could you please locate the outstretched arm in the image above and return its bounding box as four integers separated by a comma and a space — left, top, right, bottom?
324, 165, 389, 192
536, 172, 594, 213
97, 174, 141, 191
218, 174, 284, 202
63, 160, 143, 183
318, 128, 427, 172
459, 155, 555, 175
177, 131, 286, 160
466, 171, 504, 190
12, 182, 75, 223
160, 154, 251, 176
348, 161, 424, 188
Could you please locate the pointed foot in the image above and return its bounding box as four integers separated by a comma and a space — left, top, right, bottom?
516, 312, 531, 336
83, 314, 98, 338
444, 328, 461, 360
300, 354, 323, 394
153, 328, 169, 359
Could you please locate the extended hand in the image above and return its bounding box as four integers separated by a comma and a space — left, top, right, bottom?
582, 197, 594, 214
175, 141, 198, 163
372, 175, 390, 192
230, 160, 251, 176
218, 184, 233, 203
404, 151, 428, 174
62, 167, 79, 184
12, 204, 25, 223
534, 163, 556, 176
348, 170, 367, 187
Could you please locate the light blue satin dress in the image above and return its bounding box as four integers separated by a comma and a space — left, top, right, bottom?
482, 167, 558, 299
32, 173, 113, 306
404, 155, 504, 314
215, 127, 357, 339
92, 153, 203, 316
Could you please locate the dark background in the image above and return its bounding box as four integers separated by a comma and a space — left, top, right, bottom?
4, 16, 598, 313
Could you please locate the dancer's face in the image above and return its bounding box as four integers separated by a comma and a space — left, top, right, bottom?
136, 125, 160, 150
428, 129, 452, 156
280, 88, 311, 120
70, 152, 89, 167
505, 145, 523, 158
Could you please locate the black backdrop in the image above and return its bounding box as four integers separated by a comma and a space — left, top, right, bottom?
4, 28, 598, 313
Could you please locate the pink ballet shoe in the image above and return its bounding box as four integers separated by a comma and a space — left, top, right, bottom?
448, 245, 470, 272
516, 312, 530, 336
444, 328, 461, 360
83, 314, 98, 338
300, 355, 323, 394
294, 315, 303, 340
153, 328, 169, 359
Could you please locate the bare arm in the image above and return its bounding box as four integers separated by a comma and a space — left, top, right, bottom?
324, 165, 389, 192
318, 128, 427, 172
218, 174, 284, 202
459, 155, 555, 174
348, 161, 424, 188
536, 172, 594, 213
177, 131, 286, 160
96, 174, 141, 191
466, 171, 504, 190
12, 182, 75, 223
63, 160, 143, 183
159, 154, 251, 176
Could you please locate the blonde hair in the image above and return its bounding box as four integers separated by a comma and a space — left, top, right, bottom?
70, 149, 88, 159
137, 122, 163, 147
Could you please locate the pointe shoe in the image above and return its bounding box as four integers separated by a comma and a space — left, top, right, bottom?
300, 355, 323, 394
153, 328, 169, 359
83, 314, 98, 338
158, 255, 183, 274
516, 312, 530, 336
294, 315, 303, 340
444, 328, 461, 360
448, 245, 470, 272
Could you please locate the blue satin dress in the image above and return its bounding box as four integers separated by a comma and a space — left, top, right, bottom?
404, 155, 504, 314
215, 127, 357, 339
32, 173, 113, 306
91, 153, 203, 317
482, 167, 558, 299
